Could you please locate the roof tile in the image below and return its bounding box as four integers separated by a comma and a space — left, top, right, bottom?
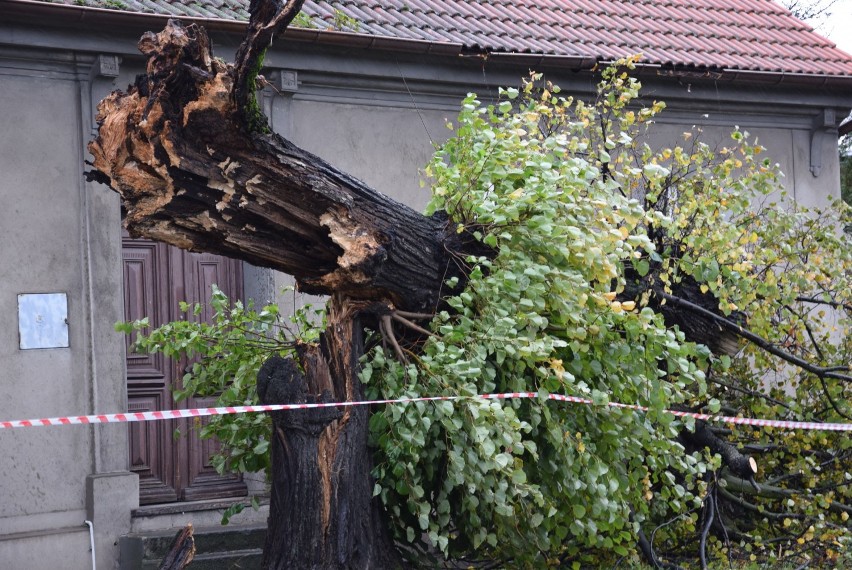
29, 0, 852, 76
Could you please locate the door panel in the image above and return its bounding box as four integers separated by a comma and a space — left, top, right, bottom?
122, 236, 247, 504
128, 391, 178, 504
178, 250, 246, 501
123, 240, 167, 380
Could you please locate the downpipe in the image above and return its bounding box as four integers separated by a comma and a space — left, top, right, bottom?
84, 520, 97, 570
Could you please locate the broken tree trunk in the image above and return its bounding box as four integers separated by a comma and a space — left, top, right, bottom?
88, 17, 459, 313
257, 296, 401, 568
87, 9, 461, 568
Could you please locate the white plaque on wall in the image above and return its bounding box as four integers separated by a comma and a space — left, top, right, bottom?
18, 293, 69, 350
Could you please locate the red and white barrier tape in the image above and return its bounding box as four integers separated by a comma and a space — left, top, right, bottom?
1, 392, 851, 431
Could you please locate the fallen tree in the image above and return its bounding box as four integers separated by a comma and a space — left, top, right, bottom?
95, 1, 852, 568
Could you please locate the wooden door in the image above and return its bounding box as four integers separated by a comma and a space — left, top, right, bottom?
122, 236, 248, 504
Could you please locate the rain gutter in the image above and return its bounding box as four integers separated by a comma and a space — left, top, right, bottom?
484, 51, 598, 73
626, 61, 852, 89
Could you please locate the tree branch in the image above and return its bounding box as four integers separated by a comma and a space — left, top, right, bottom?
721, 472, 852, 519
698, 490, 715, 570
716, 484, 807, 521
680, 420, 758, 482
794, 296, 852, 313
708, 376, 793, 411
660, 292, 852, 382
233, 0, 306, 128
89, 17, 467, 312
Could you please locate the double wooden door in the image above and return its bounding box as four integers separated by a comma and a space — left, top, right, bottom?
122, 236, 248, 504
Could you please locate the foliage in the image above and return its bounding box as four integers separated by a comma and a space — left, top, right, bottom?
117, 286, 325, 480
291, 12, 317, 29
122, 59, 852, 567
291, 8, 361, 32
366, 59, 852, 566
361, 61, 707, 566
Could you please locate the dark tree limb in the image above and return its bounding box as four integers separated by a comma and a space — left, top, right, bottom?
659, 292, 852, 383
679, 420, 758, 483
379, 314, 407, 364
717, 484, 808, 521
631, 509, 687, 570
720, 473, 852, 519
709, 376, 793, 411
621, 268, 744, 356
391, 313, 435, 338
233, 0, 306, 127
698, 489, 716, 570
795, 296, 852, 313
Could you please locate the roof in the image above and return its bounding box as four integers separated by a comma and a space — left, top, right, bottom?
15, 0, 852, 77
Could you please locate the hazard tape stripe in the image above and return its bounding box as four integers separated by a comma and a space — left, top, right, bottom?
1, 393, 850, 431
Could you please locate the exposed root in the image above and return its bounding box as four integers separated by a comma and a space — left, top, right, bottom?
394, 311, 435, 320
392, 313, 435, 338
380, 314, 407, 364
376, 308, 437, 365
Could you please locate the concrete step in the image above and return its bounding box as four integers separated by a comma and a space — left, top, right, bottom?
120, 524, 266, 570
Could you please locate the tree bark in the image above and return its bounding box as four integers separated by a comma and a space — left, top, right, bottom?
257, 297, 402, 569
158, 524, 195, 570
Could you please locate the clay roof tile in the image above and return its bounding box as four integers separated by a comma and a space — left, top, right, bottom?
30, 0, 852, 76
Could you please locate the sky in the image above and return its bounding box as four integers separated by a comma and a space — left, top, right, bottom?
809, 0, 852, 56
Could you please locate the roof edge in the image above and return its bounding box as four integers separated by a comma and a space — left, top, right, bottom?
2, 0, 851, 89
0, 0, 463, 56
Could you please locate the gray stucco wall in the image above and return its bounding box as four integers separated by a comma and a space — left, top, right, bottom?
0, 47, 137, 568
0, 11, 848, 570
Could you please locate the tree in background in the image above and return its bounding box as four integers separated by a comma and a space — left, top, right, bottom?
782, 0, 839, 26
100, 2, 852, 568
841, 134, 851, 206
